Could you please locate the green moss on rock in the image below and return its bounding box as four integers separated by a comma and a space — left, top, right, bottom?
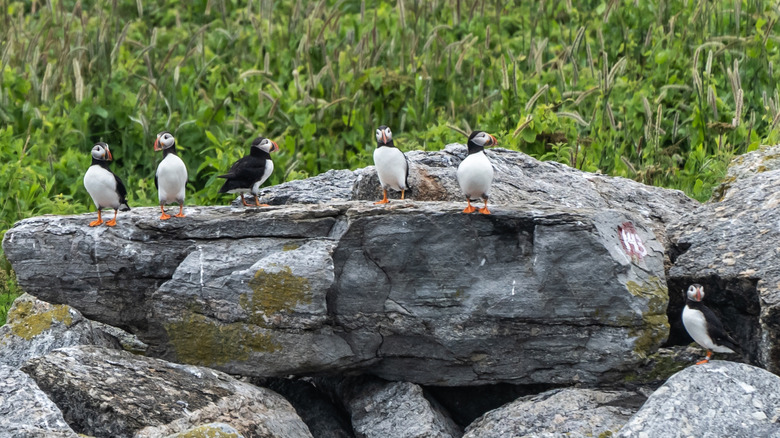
8, 300, 73, 340
626, 277, 670, 357
165, 313, 280, 367
240, 265, 311, 327
166, 424, 241, 438
626, 277, 668, 316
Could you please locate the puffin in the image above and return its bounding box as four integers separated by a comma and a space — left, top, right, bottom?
373, 125, 410, 204
682, 284, 741, 364
456, 131, 497, 214
83, 142, 130, 227
154, 131, 188, 220
217, 136, 279, 207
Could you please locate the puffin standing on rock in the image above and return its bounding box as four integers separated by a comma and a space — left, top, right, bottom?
682, 284, 741, 364
218, 136, 279, 207
154, 131, 188, 220
457, 131, 497, 214
373, 125, 410, 204
83, 142, 130, 227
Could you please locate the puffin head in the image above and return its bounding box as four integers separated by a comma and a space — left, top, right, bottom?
467, 131, 497, 154
376, 126, 393, 146
154, 131, 175, 151
686, 284, 705, 302
91, 142, 112, 161
251, 137, 279, 154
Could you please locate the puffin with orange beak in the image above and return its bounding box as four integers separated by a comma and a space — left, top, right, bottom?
154, 131, 188, 220
373, 125, 410, 204
682, 284, 741, 364
456, 131, 497, 214
218, 136, 279, 207
83, 142, 130, 226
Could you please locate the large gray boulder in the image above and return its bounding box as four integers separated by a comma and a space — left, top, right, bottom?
337, 379, 461, 438
0, 365, 78, 438
667, 144, 780, 371
21, 345, 312, 438
0, 293, 121, 368
3, 146, 695, 386
463, 387, 645, 438
617, 361, 780, 437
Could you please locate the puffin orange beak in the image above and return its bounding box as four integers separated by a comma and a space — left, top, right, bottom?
381, 132, 388, 144
487, 134, 498, 147
106, 149, 113, 160
154, 138, 162, 151
695, 287, 703, 301
270, 140, 279, 153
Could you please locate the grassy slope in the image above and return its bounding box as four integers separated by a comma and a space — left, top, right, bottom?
1, 0, 780, 315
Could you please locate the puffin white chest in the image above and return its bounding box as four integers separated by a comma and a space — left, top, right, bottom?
157, 153, 188, 203
682, 305, 734, 353
373, 146, 408, 191
252, 159, 274, 194
457, 151, 494, 200
84, 165, 120, 208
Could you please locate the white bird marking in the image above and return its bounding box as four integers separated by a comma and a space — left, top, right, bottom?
480, 258, 486, 266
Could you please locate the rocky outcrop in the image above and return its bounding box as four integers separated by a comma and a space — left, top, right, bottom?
5, 199, 670, 386
0, 293, 122, 368
617, 361, 780, 437
1, 146, 699, 386
0, 365, 78, 437
21, 345, 312, 438
667, 144, 780, 371
463, 388, 645, 437
2, 145, 712, 435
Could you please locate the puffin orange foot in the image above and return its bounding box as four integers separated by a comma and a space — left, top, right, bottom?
462, 205, 477, 213
159, 213, 172, 220
105, 219, 117, 227
695, 358, 710, 365
174, 213, 186, 218
478, 207, 491, 214
89, 219, 104, 227
256, 204, 270, 207
374, 199, 390, 205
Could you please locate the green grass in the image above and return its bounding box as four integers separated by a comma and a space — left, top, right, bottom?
0, 258, 20, 325
1, 0, 780, 317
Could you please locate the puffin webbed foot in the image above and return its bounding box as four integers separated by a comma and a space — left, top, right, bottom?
695, 350, 713, 365
89, 219, 104, 227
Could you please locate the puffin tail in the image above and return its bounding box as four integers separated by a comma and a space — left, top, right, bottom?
119, 203, 131, 212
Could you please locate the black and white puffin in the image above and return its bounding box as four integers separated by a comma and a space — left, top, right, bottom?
682, 284, 741, 364
217, 136, 279, 206
83, 142, 130, 227
373, 125, 410, 204
456, 131, 497, 214
154, 131, 188, 220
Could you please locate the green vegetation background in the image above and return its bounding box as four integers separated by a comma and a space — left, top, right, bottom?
1, 0, 779, 321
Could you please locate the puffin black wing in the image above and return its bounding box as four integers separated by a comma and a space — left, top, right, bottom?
696, 302, 742, 353
114, 173, 131, 211
217, 155, 267, 193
